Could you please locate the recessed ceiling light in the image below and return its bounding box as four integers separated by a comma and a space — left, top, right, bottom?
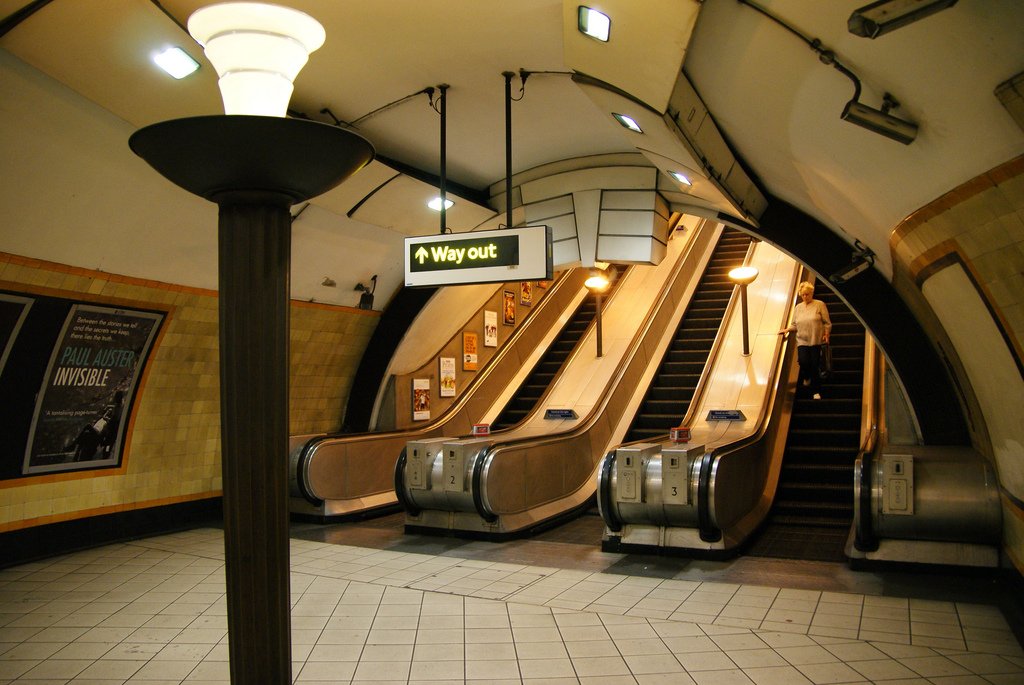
669, 171, 692, 186
428, 197, 454, 211
612, 113, 642, 133
578, 6, 610, 42
153, 47, 200, 79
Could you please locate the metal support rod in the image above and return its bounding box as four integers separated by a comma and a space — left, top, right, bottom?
739, 284, 751, 356
503, 71, 514, 228
595, 292, 604, 358
438, 84, 448, 234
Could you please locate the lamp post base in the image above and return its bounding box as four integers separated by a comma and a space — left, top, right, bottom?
130, 116, 372, 684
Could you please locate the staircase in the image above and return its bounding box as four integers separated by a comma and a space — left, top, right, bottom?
626, 229, 752, 442
490, 267, 623, 431
748, 287, 865, 562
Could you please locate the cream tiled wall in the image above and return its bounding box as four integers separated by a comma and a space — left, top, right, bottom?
0, 253, 378, 532
889, 154, 1024, 573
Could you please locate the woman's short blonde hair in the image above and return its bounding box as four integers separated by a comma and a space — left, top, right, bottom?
797, 281, 815, 296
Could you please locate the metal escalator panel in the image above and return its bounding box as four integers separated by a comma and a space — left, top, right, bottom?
625, 229, 752, 443
489, 268, 621, 431
749, 287, 865, 562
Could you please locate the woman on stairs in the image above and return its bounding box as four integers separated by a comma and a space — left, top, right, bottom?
779, 281, 832, 399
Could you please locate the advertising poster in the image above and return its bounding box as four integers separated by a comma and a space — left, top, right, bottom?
484, 310, 498, 347
439, 357, 456, 397
22, 304, 163, 474
412, 378, 430, 420
0, 293, 33, 377
503, 290, 516, 325
463, 331, 478, 371
520, 281, 533, 306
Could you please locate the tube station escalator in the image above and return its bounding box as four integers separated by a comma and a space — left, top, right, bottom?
491, 266, 623, 431
746, 287, 865, 562
626, 228, 751, 442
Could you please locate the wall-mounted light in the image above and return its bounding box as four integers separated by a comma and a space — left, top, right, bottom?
354, 275, 377, 310
728, 266, 759, 357
578, 6, 611, 42
669, 170, 692, 186
612, 113, 642, 133
187, 2, 326, 116
848, 0, 958, 39
841, 92, 918, 145
153, 46, 200, 79
428, 197, 454, 211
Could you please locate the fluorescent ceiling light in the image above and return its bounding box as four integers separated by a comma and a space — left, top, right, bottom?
428, 197, 454, 211
153, 47, 200, 79
669, 171, 691, 186
841, 93, 918, 144
848, 0, 958, 39
578, 6, 610, 42
612, 113, 642, 133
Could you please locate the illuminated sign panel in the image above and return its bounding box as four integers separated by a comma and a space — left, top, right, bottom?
404, 225, 552, 287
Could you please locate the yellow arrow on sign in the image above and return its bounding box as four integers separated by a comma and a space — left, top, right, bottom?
414, 246, 429, 264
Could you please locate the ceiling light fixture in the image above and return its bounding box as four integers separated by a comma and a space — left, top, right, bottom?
428, 197, 454, 211
669, 171, 692, 186
187, 1, 326, 116
578, 6, 611, 42
612, 113, 642, 133
848, 0, 959, 39
153, 46, 200, 79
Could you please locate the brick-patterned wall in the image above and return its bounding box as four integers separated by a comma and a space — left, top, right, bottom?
0, 253, 377, 532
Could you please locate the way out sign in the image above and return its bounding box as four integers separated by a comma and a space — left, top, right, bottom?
404, 225, 552, 287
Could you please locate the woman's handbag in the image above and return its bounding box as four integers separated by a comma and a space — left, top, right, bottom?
818, 343, 833, 381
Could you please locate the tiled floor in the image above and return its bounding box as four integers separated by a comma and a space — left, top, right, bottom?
1, 524, 1022, 684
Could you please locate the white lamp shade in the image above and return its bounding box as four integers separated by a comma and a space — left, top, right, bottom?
188, 2, 326, 117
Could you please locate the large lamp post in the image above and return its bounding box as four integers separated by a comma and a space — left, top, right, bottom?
728, 266, 759, 357
585, 269, 610, 358
129, 4, 373, 683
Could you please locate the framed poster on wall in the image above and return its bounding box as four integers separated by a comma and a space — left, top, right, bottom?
22, 304, 163, 475
0, 293, 33, 377
503, 290, 515, 325
439, 357, 456, 397
520, 281, 532, 306
463, 331, 478, 371
484, 310, 498, 347
412, 378, 430, 420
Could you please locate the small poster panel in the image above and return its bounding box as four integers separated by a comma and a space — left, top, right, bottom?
503, 290, 516, 325
439, 357, 456, 397
484, 310, 498, 347
520, 281, 533, 306
0, 293, 33, 377
412, 378, 430, 420
463, 332, 478, 371
22, 304, 163, 474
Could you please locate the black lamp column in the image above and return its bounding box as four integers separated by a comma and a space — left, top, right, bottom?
130, 115, 373, 684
